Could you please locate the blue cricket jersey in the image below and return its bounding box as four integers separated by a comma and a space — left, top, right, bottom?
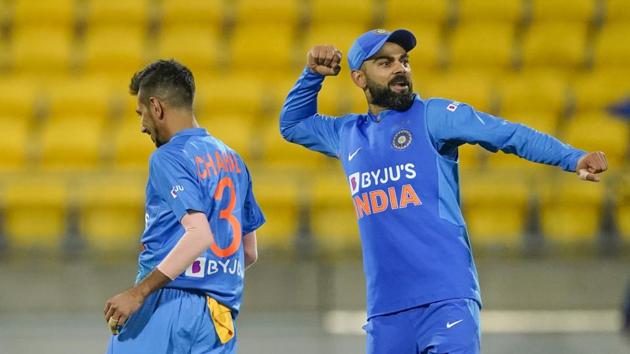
280, 68, 586, 319
135, 128, 265, 313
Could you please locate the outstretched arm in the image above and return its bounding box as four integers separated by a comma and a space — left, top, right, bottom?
279, 45, 346, 158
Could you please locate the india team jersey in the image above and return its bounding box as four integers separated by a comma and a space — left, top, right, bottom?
135, 128, 265, 313
280, 68, 586, 318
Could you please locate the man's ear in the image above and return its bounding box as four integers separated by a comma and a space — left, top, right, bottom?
351, 70, 367, 90
149, 97, 164, 120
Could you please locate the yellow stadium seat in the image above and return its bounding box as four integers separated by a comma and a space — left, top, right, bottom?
571, 69, 630, 114
521, 23, 588, 69
457, 0, 523, 25
531, 0, 596, 23
0, 78, 38, 119
593, 24, 630, 70
260, 119, 330, 170
197, 115, 255, 161
111, 117, 154, 171
2, 177, 68, 250
379, 23, 442, 72
449, 23, 515, 72
302, 23, 367, 60
313, 76, 364, 116
82, 26, 145, 75
13, 0, 76, 27
250, 173, 301, 251
196, 75, 264, 116
39, 118, 104, 171
78, 175, 145, 252
310, 170, 360, 252
420, 71, 495, 113
234, 0, 300, 26
44, 77, 113, 120
539, 174, 605, 243
458, 144, 480, 168
498, 71, 568, 118
563, 113, 628, 167
310, 0, 374, 27
11, 27, 73, 75
461, 172, 529, 246
616, 176, 630, 242
230, 24, 295, 74
161, 0, 224, 28
604, 0, 630, 23
384, 0, 450, 26
85, 0, 149, 28
156, 26, 220, 74
0, 118, 29, 171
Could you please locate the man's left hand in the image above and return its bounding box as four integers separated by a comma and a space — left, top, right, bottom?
576, 151, 608, 182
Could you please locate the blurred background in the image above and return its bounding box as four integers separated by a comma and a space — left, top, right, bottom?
0, 0, 629, 353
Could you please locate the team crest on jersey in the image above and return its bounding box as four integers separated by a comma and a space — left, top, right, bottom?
392, 129, 412, 150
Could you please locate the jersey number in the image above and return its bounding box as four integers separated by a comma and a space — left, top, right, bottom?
210, 177, 242, 258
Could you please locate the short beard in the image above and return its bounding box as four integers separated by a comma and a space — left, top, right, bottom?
366, 75, 415, 112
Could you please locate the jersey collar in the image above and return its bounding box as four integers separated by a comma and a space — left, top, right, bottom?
172, 127, 208, 138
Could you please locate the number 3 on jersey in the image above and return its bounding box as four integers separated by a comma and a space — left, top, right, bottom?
211, 177, 242, 258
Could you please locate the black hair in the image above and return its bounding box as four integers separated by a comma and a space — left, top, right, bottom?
129, 59, 195, 109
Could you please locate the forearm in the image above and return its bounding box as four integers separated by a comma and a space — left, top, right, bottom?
279, 67, 324, 142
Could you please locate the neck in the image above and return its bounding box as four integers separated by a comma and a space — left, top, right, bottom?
163, 110, 197, 141
368, 103, 388, 115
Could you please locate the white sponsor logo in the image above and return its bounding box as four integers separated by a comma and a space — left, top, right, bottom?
185, 257, 206, 278
446, 319, 464, 329
348, 163, 416, 196
184, 256, 244, 279
348, 147, 361, 161
447, 101, 461, 112
170, 185, 184, 198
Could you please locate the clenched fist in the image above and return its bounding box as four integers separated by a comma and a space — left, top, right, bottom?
576, 151, 608, 182
307, 45, 342, 76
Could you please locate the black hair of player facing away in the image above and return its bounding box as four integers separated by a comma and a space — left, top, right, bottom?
365, 74, 415, 112
129, 59, 196, 110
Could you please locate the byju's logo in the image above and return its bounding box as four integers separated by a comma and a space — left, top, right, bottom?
185, 257, 206, 278
348, 172, 360, 195
171, 185, 184, 198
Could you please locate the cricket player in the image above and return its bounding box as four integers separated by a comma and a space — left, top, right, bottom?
104, 60, 265, 353
279, 29, 608, 353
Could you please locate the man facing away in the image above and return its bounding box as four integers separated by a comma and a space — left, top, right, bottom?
104, 59, 265, 354
279, 29, 608, 354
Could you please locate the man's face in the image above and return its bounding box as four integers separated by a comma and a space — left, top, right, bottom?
136, 95, 167, 148
361, 42, 414, 111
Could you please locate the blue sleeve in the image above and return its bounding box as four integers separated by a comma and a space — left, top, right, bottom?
241, 171, 265, 235
279, 67, 347, 158
426, 100, 587, 172
149, 150, 207, 221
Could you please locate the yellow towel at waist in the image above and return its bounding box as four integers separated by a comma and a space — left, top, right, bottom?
207, 297, 235, 344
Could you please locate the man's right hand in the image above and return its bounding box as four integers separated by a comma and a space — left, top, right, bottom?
307, 45, 342, 76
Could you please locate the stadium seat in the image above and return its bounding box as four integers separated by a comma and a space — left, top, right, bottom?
604, 0, 630, 23
302, 23, 368, 61
11, 27, 73, 75
461, 172, 529, 246
156, 25, 220, 74
571, 69, 630, 114
44, 77, 113, 121
0, 78, 39, 119
563, 113, 629, 168
234, 0, 300, 26
310, 0, 374, 27
161, 0, 224, 28
458, 144, 480, 168
616, 176, 630, 242
539, 174, 605, 243
39, 118, 104, 171
12, 0, 76, 27
420, 71, 496, 113
82, 26, 145, 76
0, 117, 29, 171
521, 23, 588, 69
77, 175, 145, 252
378, 23, 442, 73
313, 76, 364, 116
457, 0, 523, 25
593, 24, 630, 70
111, 117, 154, 171
310, 170, 360, 252
530, 0, 596, 23
196, 75, 264, 116
197, 115, 255, 161
229, 24, 295, 74
384, 0, 450, 26
498, 71, 568, 118
2, 177, 68, 250
84, 0, 148, 28
250, 173, 301, 251
448, 23, 515, 72
260, 119, 330, 171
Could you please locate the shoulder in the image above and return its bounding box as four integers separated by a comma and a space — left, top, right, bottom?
425, 97, 476, 120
